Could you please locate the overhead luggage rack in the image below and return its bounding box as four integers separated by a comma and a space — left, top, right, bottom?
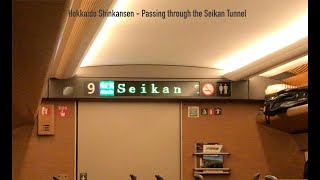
256, 103, 308, 134
257, 84, 308, 134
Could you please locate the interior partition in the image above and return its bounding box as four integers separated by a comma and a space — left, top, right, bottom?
77, 101, 181, 180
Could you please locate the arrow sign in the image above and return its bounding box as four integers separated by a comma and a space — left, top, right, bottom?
80, 173, 87, 180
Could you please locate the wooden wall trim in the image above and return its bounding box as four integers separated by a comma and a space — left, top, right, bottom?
282, 71, 308, 86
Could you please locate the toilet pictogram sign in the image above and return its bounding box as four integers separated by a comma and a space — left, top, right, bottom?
216, 82, 231, 97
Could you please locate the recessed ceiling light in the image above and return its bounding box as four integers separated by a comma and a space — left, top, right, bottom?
216, 14, 308, 74
80, 0, 129, 67
259, 55, 308, 77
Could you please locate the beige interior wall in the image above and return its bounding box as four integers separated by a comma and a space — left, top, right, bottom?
13, 100, 305, 180
77, 101, 181, 180
12, 100, 76, 180
182, 101, 305, 180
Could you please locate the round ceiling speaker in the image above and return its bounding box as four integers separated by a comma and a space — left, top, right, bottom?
63, 86, 74, 96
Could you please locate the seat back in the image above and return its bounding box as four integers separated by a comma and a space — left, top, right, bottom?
253, 173, 260, 180
264, 175, 278, 180
130, 174, 137, 180
193, 174, 204, 180
155, 175, 164, 180
52, 174, 68, 180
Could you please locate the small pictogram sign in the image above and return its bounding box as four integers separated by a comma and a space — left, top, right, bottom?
201, 108, 208, 115
188, 106, 199, 118
80, 173, 87, 180
209, 108, 214, 115
41, 106, 51, 116
57, 105, 69, 118
214, 108, 222, 115
201, 83, 215, 96
216, 82, 231, 97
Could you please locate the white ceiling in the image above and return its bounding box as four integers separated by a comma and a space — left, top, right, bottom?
80, 0, 308, 73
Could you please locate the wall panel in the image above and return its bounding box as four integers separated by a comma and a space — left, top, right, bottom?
182, 102, 305, 180
12, 100, 76, 180
77, 101, 181, 180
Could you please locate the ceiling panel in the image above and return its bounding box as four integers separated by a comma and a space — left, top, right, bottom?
282, 71, 308, 86
52, 0, 115, 79
287, 63, 308, 75
80, 0, 308, 72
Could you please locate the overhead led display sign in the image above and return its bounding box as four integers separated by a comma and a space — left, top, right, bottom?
48, 78, 239, 99
84, 80, 200, 97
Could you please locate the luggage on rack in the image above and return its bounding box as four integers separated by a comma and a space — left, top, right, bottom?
263, 86, 308, 117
